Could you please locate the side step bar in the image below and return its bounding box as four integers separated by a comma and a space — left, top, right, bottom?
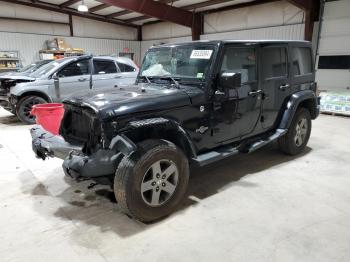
192, 128, 287, 167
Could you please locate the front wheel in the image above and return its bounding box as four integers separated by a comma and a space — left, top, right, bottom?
278, 107, 312, 155
16, 96, 47, 124
114, 139, 189, 223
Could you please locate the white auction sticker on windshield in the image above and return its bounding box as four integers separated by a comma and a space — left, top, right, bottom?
190, 50, 213, 59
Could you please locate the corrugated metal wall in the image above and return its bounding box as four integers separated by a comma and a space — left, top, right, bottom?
0, 31, 141, 66
201, 24, 305, 40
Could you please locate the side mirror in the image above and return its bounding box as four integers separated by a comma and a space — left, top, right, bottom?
52, 72, 59, 81
219, 71, 241, 90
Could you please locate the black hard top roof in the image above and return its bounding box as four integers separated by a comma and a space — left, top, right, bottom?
153, 40, 311, 48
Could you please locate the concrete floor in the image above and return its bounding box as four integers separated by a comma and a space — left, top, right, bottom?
0, 107, 350, 262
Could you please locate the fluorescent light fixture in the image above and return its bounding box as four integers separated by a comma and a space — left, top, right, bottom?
77, 1, 88, 12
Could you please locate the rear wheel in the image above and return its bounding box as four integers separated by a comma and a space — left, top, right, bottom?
114, 139, 189, 223
16, 95, 47, 124
278, 107, 311, 155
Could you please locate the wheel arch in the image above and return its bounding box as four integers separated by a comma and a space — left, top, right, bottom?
122, 118, 197, 159
279, 90, 319, 130
17, 91, 52, 103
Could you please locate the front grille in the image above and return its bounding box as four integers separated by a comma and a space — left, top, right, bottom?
60, 104, 99, 146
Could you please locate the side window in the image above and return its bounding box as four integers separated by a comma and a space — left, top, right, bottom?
262, 47, 288, 79
220, 47, 257, 84
292, 47, 313, 76
117, 62, 136, 72
58, 59, 90, 77
93, 60, 117, 74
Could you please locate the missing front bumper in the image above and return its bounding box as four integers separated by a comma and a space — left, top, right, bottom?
30, 126, 82, 160
30, 126, 135, 179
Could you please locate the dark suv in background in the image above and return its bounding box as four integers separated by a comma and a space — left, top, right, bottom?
31, 40, 320, 222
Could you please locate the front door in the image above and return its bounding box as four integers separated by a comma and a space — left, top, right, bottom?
213, 45, 262, 143
92, 59, 120, 89
260, 45, 290, 129
54, 58, 91, 100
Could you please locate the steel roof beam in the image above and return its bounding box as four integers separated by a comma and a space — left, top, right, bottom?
127, 0, 278, 24
106, 0, 180, 19
98, 0, 194, 28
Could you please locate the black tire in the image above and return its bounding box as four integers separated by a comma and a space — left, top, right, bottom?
114, 139, 189, 223
278, 107, 311, 155
16, 95, 47, 124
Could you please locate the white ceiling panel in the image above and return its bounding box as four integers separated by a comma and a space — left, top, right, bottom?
117, 12, 145, 20
40, 0, 68, 5
195, 0, 254, 12
69, 0, 102, 9
173, 0, 205, 7
93, 6, 125, 15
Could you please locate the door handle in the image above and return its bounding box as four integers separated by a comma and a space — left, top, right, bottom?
114, 76, 122, 79
248, 90, 263, 96
78, 77, 87, 82
279, 84, 290, 91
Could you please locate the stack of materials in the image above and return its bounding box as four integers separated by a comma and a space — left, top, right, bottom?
320, 91, 350, 116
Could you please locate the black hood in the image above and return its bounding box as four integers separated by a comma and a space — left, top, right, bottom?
65, 84, 195, 120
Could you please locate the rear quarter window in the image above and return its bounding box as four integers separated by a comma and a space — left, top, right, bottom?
117, 62, 136, 72
292, 47, 313, 76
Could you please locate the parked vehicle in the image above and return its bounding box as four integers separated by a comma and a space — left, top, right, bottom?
0, 55, 138, 124
0, 59, 53, 77
31, 40, 320, 222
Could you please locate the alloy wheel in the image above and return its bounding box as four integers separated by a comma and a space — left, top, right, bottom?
141, 159, 179, 207
294, 118, 308, 147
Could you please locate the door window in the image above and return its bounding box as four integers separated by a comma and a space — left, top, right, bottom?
292, 47, 313, 76
58, 59, 90, 77
117, 62, 136, 72
220, 47, 257, 84
93, 60, 118, 74
262, 47, 288, 79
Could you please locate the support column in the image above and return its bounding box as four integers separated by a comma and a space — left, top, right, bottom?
192, 13, 203, 41
304, 9, 314, 41
69, 14, 73, 37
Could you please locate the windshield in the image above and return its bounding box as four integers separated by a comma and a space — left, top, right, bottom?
18, 64, 36, 73
140, 45, 216, 83
29, 59, 67, 78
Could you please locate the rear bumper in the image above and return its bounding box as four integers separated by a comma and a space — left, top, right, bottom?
30, 126, 133, 179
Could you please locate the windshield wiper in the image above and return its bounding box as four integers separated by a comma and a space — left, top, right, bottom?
138, 75, 151, 84
159, 75, 180, 88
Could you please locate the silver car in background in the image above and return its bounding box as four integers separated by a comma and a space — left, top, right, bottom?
0, 55, 139, 124
0, 59, 53, 77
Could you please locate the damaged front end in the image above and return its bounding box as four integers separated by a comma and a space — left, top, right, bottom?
0, 76, 35, 110
31, 103, 136, 180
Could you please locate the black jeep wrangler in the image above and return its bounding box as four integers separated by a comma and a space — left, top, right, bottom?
31, 40, 320, 222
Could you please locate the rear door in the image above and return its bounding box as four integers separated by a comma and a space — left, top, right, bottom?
92, 59, 119, 89
116, 62, 138, 85
260, 44, 290, 129
55, 58, 91, 100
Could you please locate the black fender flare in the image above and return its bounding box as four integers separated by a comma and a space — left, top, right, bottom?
278, 90, 320, 130
120, 117, 197, 158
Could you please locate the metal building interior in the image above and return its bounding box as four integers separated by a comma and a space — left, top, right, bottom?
0, 0, 349, 261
